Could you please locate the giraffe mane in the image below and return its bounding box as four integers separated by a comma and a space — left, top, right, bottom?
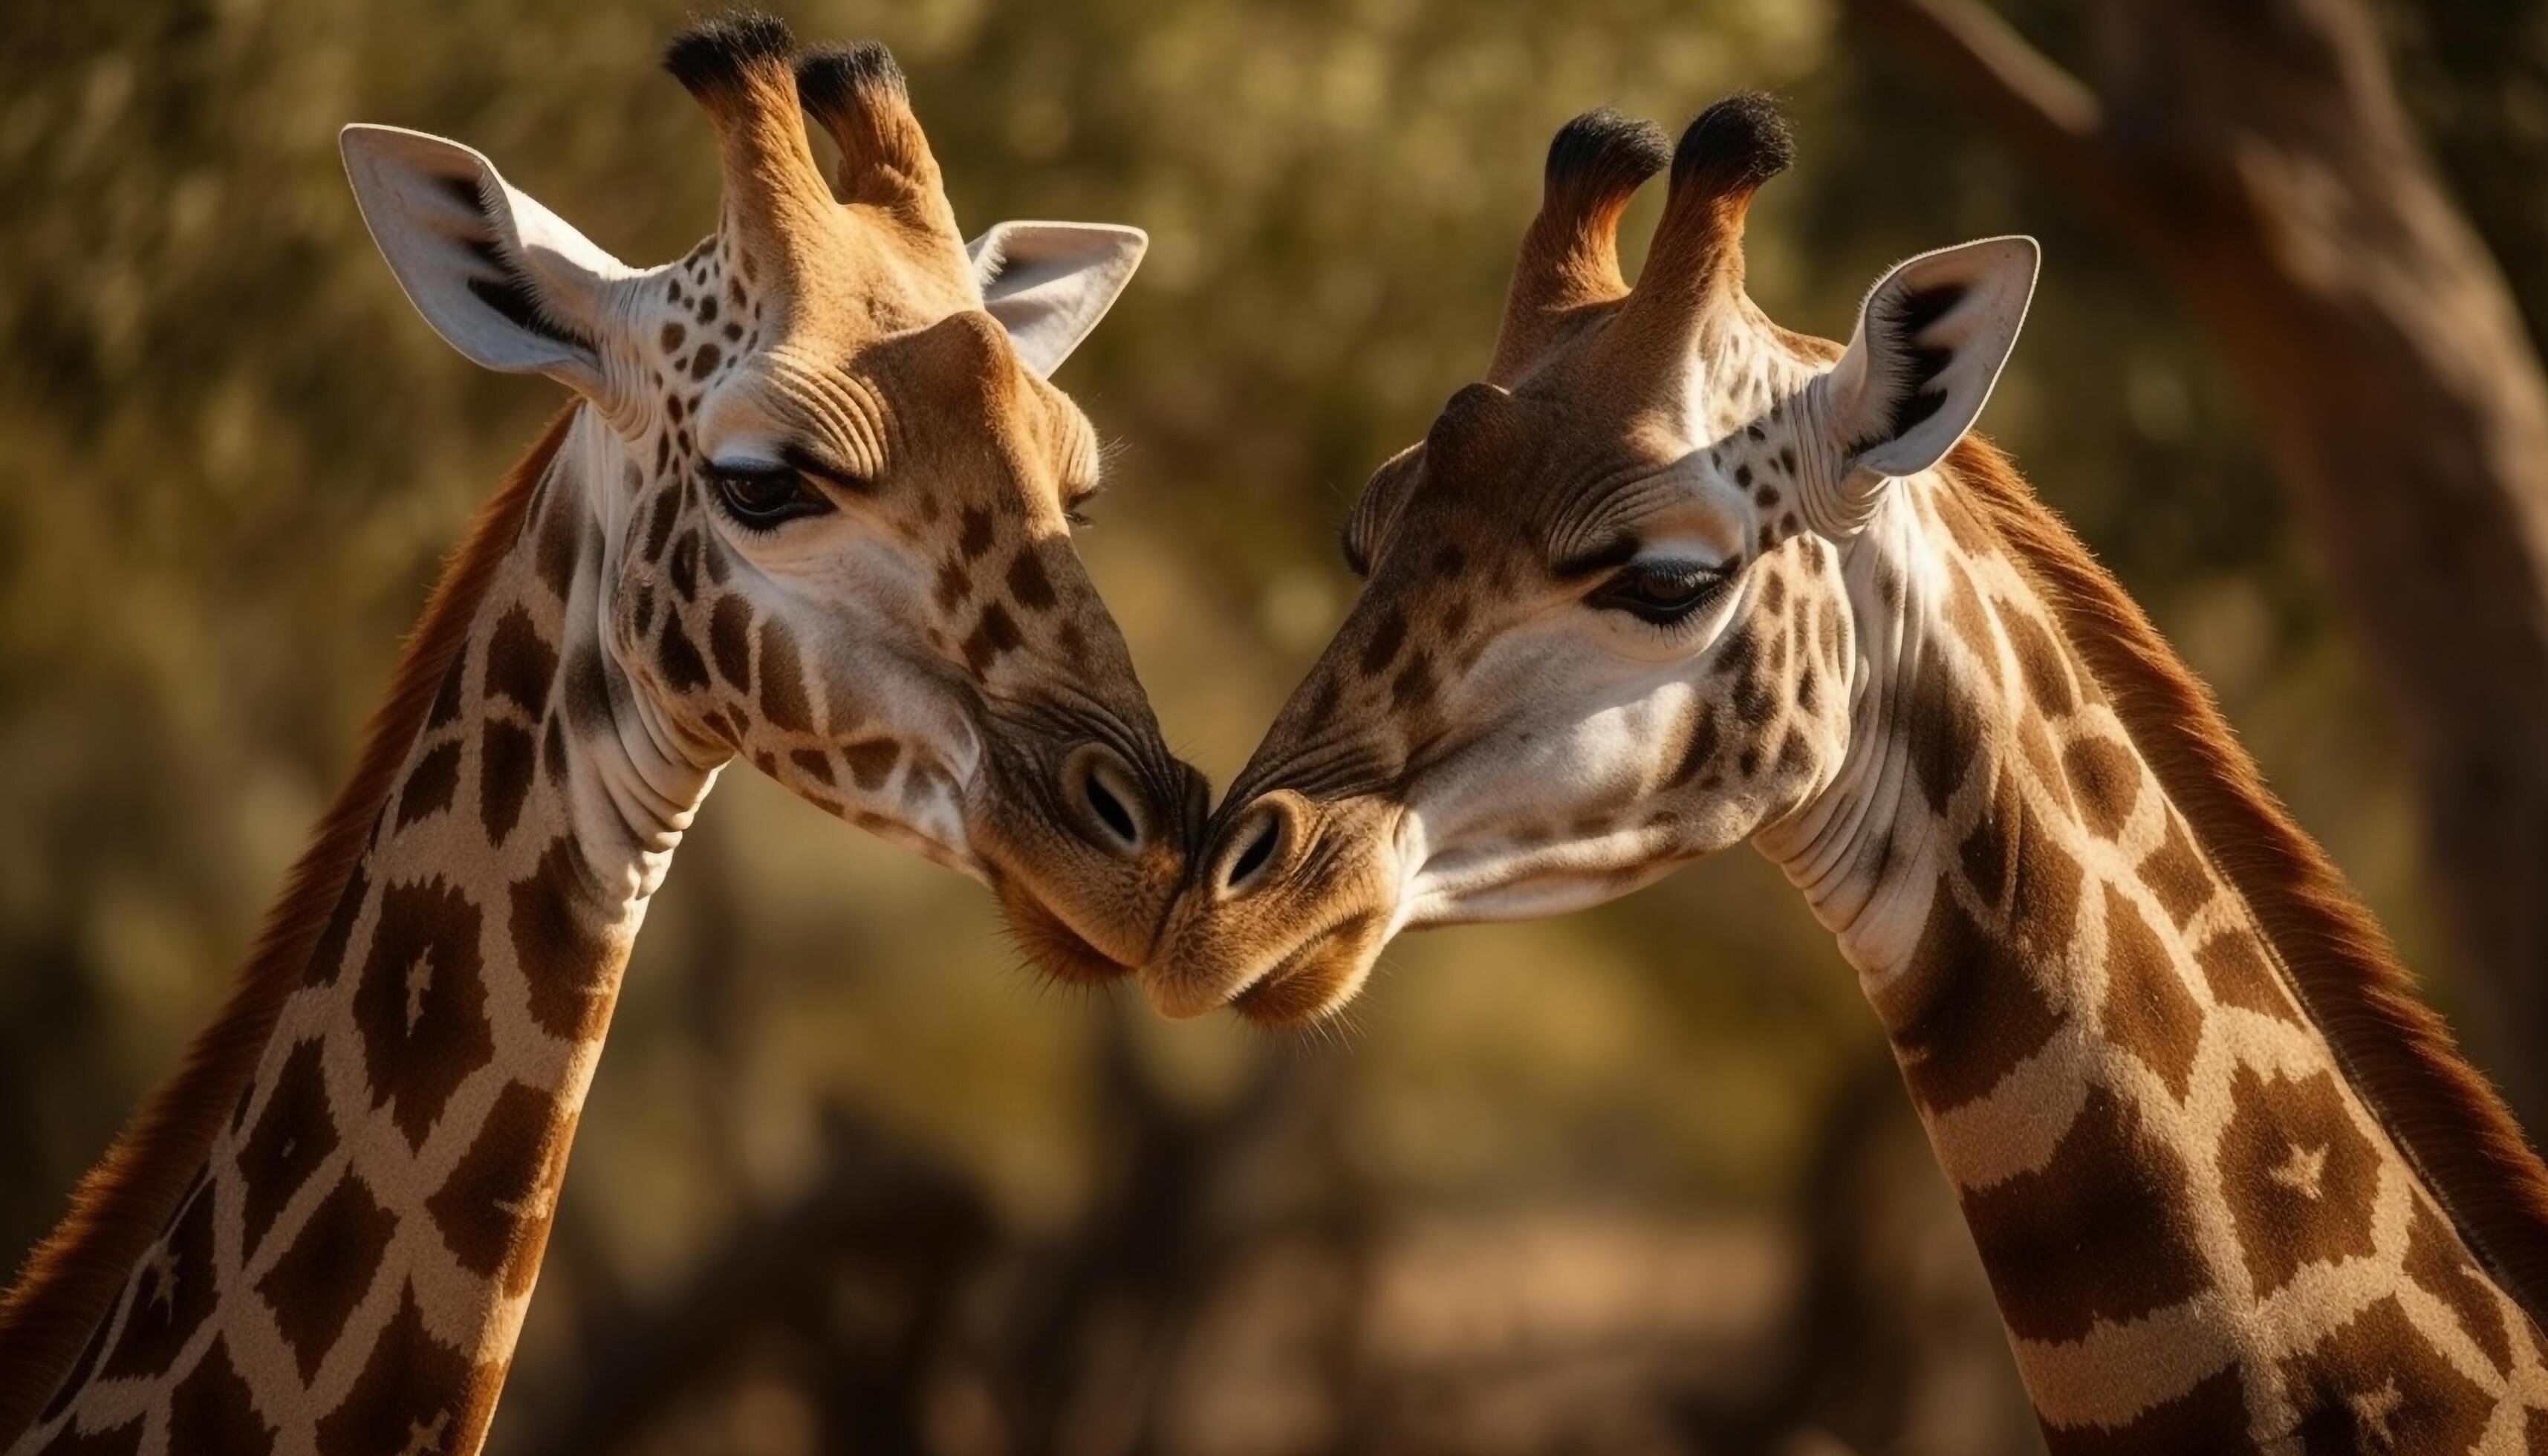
1947, 433, 2548, 1324
0, 406, 576, 1440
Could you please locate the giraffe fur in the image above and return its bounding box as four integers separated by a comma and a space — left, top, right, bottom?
1, 15, 1197, 1452
1145, 94, 2548, 1452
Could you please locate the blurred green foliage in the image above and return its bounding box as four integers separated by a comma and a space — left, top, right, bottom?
4, 0, 2538, 1449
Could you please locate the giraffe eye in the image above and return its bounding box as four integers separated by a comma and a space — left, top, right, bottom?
1588, 559, 1730, 628
710, 464, 831, 530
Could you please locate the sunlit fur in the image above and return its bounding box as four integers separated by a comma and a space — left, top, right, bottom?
1954, 440, 2548, 1336
1146, 99, 1859, 1021
0, 17, 1195, 1443
0, 413, 571, 1438
1143, 94, 2548, 1448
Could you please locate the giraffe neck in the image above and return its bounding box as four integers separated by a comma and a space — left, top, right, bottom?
16, 406, 717, 1456
1759, 474, 2548, 1450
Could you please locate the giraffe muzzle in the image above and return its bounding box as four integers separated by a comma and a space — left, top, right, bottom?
978, 730, 1207, 987
1139, 790, 1402, 1024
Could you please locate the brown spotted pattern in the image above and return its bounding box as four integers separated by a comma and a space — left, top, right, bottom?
597, 294, 1193, 946
2278, 1295, 2495, 1452
553, 43, 1198, 981
10, 18, 1197, 1453
1145, 394, 1865, 1021
1835, 481, 2548, 1448
1134, 96, 2548, 1456
17, 448, 637, 1453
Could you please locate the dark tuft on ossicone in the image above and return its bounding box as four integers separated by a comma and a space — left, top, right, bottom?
796, 41, 907, 119
1544, 108, 1673, 206
663, 10, 798, 100
1670, 91, 1796, 198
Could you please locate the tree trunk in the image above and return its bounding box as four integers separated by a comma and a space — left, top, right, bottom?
1850, 0, 2548, 1138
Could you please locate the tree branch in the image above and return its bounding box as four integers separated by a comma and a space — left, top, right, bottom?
1845, 0, 2149, 238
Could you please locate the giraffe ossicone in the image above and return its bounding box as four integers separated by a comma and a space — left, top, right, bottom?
1146, 94, 2548, 1451
1, 13, 1197, 1452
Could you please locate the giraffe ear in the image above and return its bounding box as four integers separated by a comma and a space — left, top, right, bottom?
1823, 236, 2038, 490
966, 221, 1147, 379
340, 124, 628, 397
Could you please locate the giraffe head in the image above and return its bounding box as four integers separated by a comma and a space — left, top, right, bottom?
1144, 97, 2037, 1022
340, 16, 1202, 981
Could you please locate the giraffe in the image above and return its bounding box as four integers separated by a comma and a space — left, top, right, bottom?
1141, 96, 2548, 1450
0, 16, 1202, 1453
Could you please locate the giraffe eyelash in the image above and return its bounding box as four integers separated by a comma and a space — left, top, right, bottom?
1065, 481, 1108, 527
1339, 521, 1371, 579
1062, 436, 1130, 527
708, 462, 833, 530
1587, 559, 1735, 629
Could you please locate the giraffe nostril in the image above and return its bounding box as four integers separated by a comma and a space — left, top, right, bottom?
1223, 810, 1283, 892
1085, 772, 1138, 847
1064, 744, 1148, 855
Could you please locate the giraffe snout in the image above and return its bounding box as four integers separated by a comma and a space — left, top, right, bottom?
1138, 790, 1402, 1026
986, 740, 1201, 987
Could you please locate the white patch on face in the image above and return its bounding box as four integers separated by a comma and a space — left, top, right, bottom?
1635, 531, 1739, 568
1394, 672, 1717, 924
1417, 676, 1680, 840
1616, 524, 1744, 599
894, 770, 978, 877
1403, 832, 1682, 927
1399, 527, 1873, 931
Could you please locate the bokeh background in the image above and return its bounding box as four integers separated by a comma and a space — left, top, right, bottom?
5, 1, 2547, 1452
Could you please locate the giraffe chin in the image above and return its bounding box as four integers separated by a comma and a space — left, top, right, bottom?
1211, 911, 1391, 1028
994, 879, 1138, 987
